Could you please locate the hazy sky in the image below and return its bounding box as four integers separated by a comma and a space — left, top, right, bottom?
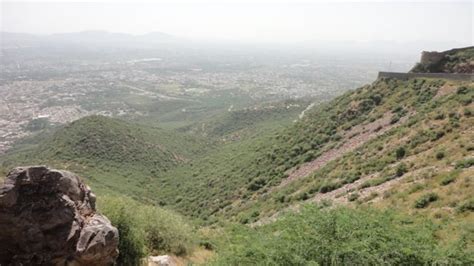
1, 1, 473, 44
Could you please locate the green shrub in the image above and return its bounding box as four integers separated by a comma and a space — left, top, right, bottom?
456, 198, 474, 213
303, 152, 315, 162
455, 158, 474, 169
276, 195, 286, 203
100, 197, 146, 265
430, 130, 445, 141
395, 163, 408, 177
409, 183, 425, 194
319, 181, 342, 193
347, 193, 359, 202
440, 175, 456, 186
362, 192, 379, 202
99, 196, 196, 264
457, 86, 468, 94
395, 147, 406, 160
247, 178, 267, 191
390, 114, 401, 124
359, 176, 391, 189
434, 113, 445, 120
297, 192, 309, 201
436, 151, 445, 160
140, 205, 195, 256
211, 206, 470, 265
463, 108, 472, 117
414, 193, 439, 209
239, 216, 249, 224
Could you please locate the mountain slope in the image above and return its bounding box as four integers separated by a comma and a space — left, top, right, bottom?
124, 75, 472, 227
178, 100, 307, 141
261, 81, 470, 208
1, 47, 473, 264
2, 55, 472, 227
41, 115, 204, 166
0, 115, 210, 197
231, 78, 473, 224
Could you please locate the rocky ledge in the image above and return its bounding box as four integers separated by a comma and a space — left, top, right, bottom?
0, 166, 119, 265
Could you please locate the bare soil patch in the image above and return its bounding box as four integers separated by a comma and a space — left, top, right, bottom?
281, 112, 409, 187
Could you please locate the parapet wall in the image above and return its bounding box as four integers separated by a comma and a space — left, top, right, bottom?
420, 51, 445, 65
378, 71, 473, 81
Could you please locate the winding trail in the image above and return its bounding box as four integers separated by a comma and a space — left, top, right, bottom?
280, 111, 410, 187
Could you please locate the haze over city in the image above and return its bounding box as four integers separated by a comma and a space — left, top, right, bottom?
2, 1, 472, 47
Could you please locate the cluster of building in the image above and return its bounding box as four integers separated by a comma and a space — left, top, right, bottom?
0, 57, 374, 153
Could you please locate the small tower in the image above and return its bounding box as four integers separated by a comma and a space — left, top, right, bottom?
420, 51, 445, 65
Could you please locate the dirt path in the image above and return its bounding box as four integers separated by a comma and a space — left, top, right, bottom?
312, 165, 437, 204
252, 163, 433, 228
122, 83, 196, 102
434, 84, 458, 98
280, 112, 408, 187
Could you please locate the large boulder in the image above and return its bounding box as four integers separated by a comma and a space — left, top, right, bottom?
0, 166, 119, 265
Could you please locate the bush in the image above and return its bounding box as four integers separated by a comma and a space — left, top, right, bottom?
211, 206, 470, 265
430, 130, 445, 141
99, 196, 197, 264
456, 198, 474, 213
297, 192, 309, 201
347, 193, 359, 202
359, 177, 388, 189
455, 158, 474, 169
456, 86, 468, 94
414, 193, 439, 209
362, 192, 379, 202
409, 183, 425, 194
319, 181, 342, 193
440, 174, 456, 186
140, 206, 195, 256
395, 147, 406, 160
463, 108, 472, 117
434, 113, 445, 120
248, 178, 267, 191
303, 152, 315, 162
395, 163, 408, 177
99, 197, 146, 265
344, 174, 361, 184
390, 114, 401, 124
435, 151, 445, 160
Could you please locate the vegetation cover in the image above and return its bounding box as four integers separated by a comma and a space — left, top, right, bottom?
1, 49, 473, 264
99, 196, 197, 265
211, 206, 473, 265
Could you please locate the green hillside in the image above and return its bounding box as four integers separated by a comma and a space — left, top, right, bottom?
134, 77, 472, 227
0, 115, 210, 198
46, 116, 206, 165
3, 79, 471, 226
238, 78, 473, 233
178, 100, 308, 141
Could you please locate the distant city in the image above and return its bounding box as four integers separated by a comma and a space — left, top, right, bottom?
0, 31, 417, 153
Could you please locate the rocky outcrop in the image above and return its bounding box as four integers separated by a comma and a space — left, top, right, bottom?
0, 166, 119, 265
411, 46, 474, 74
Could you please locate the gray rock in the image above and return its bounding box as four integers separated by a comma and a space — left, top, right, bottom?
148, 255, 178, 266
0, 166, 119, 265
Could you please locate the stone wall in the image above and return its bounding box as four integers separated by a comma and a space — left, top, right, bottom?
420, 51, 445, 65
378, 71, 473, 81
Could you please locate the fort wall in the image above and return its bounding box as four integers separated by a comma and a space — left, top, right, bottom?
420, 51, 445, 65
378, 71, 473, 81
